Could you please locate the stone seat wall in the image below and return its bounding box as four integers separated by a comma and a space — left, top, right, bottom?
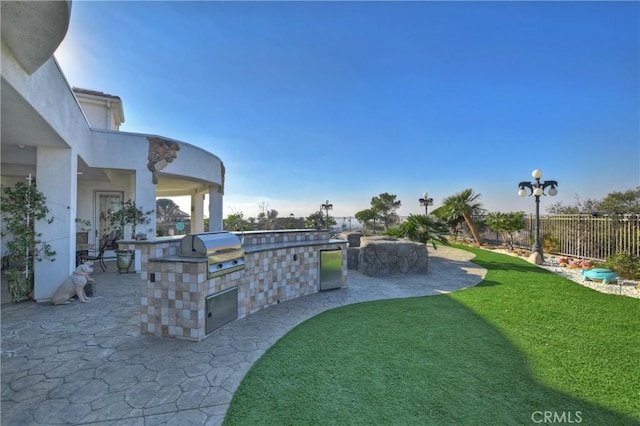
344, 235, 428, 277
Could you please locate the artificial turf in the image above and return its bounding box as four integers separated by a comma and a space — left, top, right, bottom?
223, 246, 640, 425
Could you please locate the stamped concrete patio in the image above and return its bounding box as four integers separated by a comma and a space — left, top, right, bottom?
1, 246, 486, 425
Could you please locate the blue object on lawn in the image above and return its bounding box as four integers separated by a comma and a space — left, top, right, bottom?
581, 268, 619, 284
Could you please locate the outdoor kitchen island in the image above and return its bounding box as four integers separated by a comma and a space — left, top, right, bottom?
127, 230, 347, 341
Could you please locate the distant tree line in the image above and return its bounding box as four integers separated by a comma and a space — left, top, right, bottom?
546, 187, 640, 215
214, 187, 638, 249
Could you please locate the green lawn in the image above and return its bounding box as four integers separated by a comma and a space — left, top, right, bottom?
224, 246, 640, 425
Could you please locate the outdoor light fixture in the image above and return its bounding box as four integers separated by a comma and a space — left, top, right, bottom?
320, 200, 333, 230
518, 169, 558, 263
418, 192, 433, 215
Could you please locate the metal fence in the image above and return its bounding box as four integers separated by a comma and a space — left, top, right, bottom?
480, 214, 639, 261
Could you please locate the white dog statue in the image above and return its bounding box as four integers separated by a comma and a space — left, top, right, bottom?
51, 261, 94, 305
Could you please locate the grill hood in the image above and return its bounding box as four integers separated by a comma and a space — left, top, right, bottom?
179, 232, 245, 278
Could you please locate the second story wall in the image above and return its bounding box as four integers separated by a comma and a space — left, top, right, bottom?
74, 88, 125, 131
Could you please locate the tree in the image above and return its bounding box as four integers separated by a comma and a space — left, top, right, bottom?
305, 211, 324, 229
355, 208, 378, 234
257, 201, 279, 230
0, 179, 56, 302
266, 209, 279, 229
431, 205, 465, 240
440, 188, 484, 246
386, 214, 450, 249
224, 212, 246, 231
156, 198, 182, 222
485, 211, 526, 249
305, 211, 336, 230
107, 199, 154, 239
546, 194, 598, 214
598, 187, 640, 215
546, 188, 640, 215
370, 193, 401, 231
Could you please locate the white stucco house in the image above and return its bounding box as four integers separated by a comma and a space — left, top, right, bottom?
1, 1, 225, 302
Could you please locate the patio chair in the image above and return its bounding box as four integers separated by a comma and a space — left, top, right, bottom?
105, 230, 119, 250
79, 233, 113, 272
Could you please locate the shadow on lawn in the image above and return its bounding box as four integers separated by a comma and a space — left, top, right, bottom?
225, 282, 638, 426
473, 259, 542, 275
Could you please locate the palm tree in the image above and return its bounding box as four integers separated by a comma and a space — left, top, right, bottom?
431, 205, 465, 240
440, 188, 484, 246
389, 214, 450, 249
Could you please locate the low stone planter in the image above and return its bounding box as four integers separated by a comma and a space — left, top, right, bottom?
338, 232, 363, 248
357, 236, 428, 277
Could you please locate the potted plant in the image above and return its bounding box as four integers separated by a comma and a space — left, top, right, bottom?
0, 178, 56, 302
107, 199, 153, 273
75, 217, 92, 245
135, 231, 151, 241
107, 199, 154, 240
115, 248, 134, 274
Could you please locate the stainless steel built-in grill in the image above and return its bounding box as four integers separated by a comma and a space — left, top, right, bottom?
179, 232, 245, 278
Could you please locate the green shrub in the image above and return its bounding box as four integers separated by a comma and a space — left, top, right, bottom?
542, 236, 560, 254
385, 225, 403, 238
602, 253, 640, 280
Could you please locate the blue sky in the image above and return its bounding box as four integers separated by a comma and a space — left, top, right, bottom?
55, 1, 639, 219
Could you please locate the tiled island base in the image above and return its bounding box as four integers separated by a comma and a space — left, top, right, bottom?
136, 230, 347, 341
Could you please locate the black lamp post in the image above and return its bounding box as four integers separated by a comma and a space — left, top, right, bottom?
518, 169, 558, 263
320, 200, 333, 230
418, 192, 433, 215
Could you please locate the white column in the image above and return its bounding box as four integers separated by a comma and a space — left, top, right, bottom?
191, 191, 205, 233
34, 146, 75, 301
209, 187, 223, 232
134, 171, 157, 238
133, 171, 157, 271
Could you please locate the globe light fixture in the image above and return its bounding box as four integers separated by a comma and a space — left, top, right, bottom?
517, 169, 558, 264
418, 192, 434, 215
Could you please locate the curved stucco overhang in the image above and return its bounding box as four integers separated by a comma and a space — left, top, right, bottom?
1, 50, 92, 179
88, 129, 224, 196
1, 1, 72, 75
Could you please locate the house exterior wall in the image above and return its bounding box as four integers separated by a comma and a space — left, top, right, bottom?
1, 48, 91, 296
89, 130, 223, 187
1, 49, 93, 158
76, 171, 135, 245
1, 1, 226, 302
34, 146, 76, 300
73, 92, 124, 131
80, 102, 112, 130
